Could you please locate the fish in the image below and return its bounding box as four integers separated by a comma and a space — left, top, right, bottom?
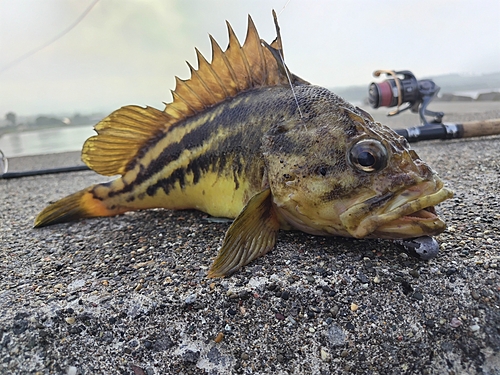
34, 11, 453, 278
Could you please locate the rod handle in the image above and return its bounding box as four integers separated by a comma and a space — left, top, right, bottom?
459, 118, 500, 138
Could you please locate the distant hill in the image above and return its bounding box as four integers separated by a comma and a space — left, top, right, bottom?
331, 71, 500, 103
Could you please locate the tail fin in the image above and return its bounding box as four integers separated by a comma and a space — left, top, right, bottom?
34, 185, 119, 228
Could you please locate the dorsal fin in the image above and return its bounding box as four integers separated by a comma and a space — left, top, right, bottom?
82, 12, 309, 177
166, 12, 309, 118
82, 106, 172, 176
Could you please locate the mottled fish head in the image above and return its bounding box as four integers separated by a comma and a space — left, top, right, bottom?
263, 85, 453, 239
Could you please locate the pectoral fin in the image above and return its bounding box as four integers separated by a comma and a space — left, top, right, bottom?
208, 188, 280, 278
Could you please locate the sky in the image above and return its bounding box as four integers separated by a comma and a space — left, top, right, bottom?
1, 0, 499, 116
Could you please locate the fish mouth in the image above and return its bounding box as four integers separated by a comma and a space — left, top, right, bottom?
339, 180, 453, 239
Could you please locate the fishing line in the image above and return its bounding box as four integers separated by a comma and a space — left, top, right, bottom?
0, 0, 100, 74
273, 7, 304, 122
280, 53, 304, 121
278, 0, 292, 16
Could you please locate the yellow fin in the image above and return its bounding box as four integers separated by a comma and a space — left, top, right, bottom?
208, 188, 280, 278
82, 106, 172, 176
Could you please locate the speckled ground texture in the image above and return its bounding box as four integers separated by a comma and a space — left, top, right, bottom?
1, 102, 499, 375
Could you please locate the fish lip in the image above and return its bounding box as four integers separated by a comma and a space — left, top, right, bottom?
339, 181, 453, 239
369, 203, 447, 239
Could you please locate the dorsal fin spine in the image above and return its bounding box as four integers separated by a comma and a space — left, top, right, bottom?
244, 15, 267, 86
165, 94, 184, 118
236, 32, 254, 88
195, 48, 226, 100
186, 61, 217, 103
225, 21, 252, 89
209, 35, 239, 94
175, 76, 207, 111
201, 43, 230, 97
171, 89, 197, 115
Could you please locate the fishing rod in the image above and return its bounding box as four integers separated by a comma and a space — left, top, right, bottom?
2, 120, 500, 178
3, 116, 499, 179
369, 69, 500, 142
394, 118, 500, 143
2, 69, 499, 179
0, 164, 90, 179
0, 148, 90, 179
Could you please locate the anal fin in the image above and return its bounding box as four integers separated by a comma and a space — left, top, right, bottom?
208, 188, 280, 278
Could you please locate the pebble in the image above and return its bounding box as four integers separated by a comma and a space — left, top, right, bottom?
214, 332, 224, 343
350, 303, 359, 312
281, 290, 290, 300
320, 348, 330, 362
470, 324, 480, 332
450, 318, 462, 328
184, 294, 197, 304
182, 350, 200, 364
326, 324, 346, 347
67, 366, 77, 375
330, 305, 339, 317
345, 322, 355, 331
446, 267, 457, 276
409, 269, 420, 278
357, 272, 369, 284
471, 291, 481, 300
412, 292, 424, 301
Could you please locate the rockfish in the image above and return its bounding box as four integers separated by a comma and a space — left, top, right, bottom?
35, 11, 453, 277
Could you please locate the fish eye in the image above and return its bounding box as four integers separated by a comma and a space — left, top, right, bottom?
348, 139, 388, 173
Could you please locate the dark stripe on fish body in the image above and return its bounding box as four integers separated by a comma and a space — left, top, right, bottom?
109, 87, 300, 198
145, 131, 250, 197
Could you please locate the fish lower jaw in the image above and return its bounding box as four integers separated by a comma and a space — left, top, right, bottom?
341, 186, 453, 239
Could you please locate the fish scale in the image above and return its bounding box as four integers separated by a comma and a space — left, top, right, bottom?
34, 11, 453, 278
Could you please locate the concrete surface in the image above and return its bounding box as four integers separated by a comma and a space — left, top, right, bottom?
1, 102, 499, 374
